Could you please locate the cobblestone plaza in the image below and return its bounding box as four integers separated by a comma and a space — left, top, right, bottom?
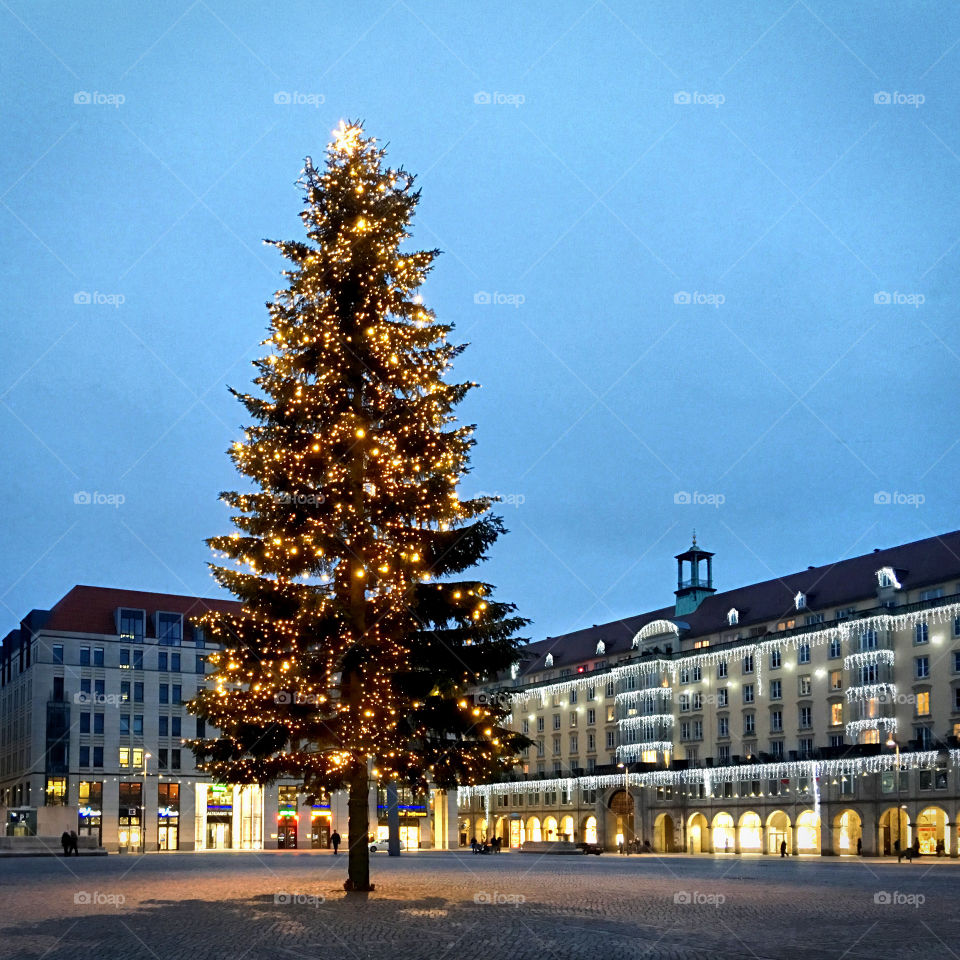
0, 851, 955, 960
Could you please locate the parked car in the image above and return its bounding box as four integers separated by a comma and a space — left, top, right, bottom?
369, 840, 406, 853
577, 842, 603, 855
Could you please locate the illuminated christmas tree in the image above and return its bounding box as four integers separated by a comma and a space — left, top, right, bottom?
189, 121, 529, 890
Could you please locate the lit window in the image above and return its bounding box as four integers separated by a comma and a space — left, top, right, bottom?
119, 747, 130, 767
830, 702, 843, 726
916, 691, 930, 716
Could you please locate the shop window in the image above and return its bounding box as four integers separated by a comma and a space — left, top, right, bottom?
45, 777, 67, 806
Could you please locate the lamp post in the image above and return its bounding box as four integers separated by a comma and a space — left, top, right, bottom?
886, 736, 900, 859
141, 752, 151, 854
617, 762, 630, 852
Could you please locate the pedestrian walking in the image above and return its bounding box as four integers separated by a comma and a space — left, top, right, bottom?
895, 839, 902, 862
331, 830, 341, 855
471, 835, 479, 854
857, 837, 862, 856
60, 831, 70, 856
912, 837, 920, 860
780, 839, 787, 858
69, 830, 79, 856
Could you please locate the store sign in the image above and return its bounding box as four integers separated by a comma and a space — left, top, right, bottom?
78, 806, 102, 818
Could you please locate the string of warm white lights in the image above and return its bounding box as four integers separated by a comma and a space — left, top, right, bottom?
844, 683, 897, 702
458, 749, 959, 801
506, 601, 960, 707
843, 649, 896, 670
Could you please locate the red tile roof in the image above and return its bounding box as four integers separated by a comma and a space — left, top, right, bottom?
41, 585, 242, 636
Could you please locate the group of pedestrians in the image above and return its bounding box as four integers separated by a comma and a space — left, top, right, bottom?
470, 835, 501, 854
617, 839, 651, 855
59, 830, 80, 856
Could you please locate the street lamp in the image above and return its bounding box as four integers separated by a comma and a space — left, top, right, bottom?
886, 736, 900, 859
142, 752, 151, 854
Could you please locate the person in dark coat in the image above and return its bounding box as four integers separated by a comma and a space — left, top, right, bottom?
857, 837, 862, 856
912, 837, 921, 860
60, 831, 71, 856
69, 830, 79, 855
780, 839, 787, 858
331, 831, 341, 855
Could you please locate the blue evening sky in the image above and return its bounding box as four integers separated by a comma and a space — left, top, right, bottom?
2, 1, 959, 641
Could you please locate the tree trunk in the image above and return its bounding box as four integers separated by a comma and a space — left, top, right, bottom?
346, 764, 372, 890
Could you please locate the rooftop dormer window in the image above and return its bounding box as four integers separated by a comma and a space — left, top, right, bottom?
156, 612, 183, 646
595, 640, 605, 655
876, 567, 901, 589
727, 608, 739, 627
544, 653, 554, 668
116, 608, 145, 643
794, 591, 807, 610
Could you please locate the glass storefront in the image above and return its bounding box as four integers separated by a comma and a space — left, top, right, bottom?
205, 784, 233, 849
310, 805, 331, 848
277, 785, 298, 848
45, 777, 67, 806
158, 783, 180, 850
118, 781, 142, 850
78, 781, 102, 844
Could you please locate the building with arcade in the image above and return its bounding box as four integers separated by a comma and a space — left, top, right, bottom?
458, 531, 960, 857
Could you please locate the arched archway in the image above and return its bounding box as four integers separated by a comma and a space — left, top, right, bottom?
766, 810, 791, 855
878, 807, 909, 856
712, 812, 735, 853
543, 816, 558, 841
654, 813, 676, 853
833, 809, 861, 855
687, 812, 709, 854
582, 815, 598, 845
475, 818, 487, 842
609, 789, 634, 848
509, 817, 525, 848
916, 807, 948, 855
738, 811, 762, 853
795, 811, 820, 854
560, 815, 574, 842
525, 817, 541, 843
